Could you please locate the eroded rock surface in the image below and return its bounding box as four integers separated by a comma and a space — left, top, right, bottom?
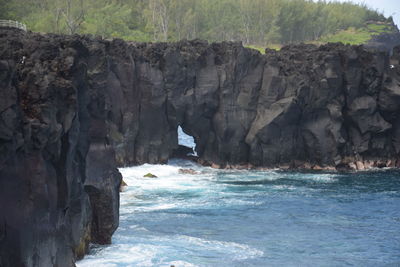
1, 28, 400, 266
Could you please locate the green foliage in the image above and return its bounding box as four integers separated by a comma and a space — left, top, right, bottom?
366, 23, 394, 33
318, 27, 372, 45
83, 4, 133, 38
316, 23, 394, 45
1, 0, 390, 46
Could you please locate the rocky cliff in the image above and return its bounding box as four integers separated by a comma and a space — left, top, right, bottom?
0, 29, 121, 266
0, 28, 400, 266
115, 40, 400, 170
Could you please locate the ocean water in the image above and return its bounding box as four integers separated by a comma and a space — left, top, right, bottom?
77, 132, 400, 267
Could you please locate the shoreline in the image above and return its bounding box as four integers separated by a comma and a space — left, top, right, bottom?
194, 157, 400, 172
152, 155, 400, 173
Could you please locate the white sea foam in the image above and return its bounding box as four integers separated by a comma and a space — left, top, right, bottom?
77, 233, 264, 267
272, 185, 298, 190
77, 244, 162, 267
77, 158, 399, 266
116, 161, 279, 216
280, 172, 339, 183
173, 235, 264, 260
128, 224, 150, 231
304, 174, 339, 183
77, 160, 266, 267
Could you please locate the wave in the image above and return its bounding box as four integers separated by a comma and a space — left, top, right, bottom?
77, 234, 264, 267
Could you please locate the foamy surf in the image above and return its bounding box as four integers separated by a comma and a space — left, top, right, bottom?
77, 159, 400, 266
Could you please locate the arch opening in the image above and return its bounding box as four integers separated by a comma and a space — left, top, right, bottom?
175, 125, 197, 158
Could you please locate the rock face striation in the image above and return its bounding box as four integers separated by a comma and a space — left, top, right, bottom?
0, 28, 400, 266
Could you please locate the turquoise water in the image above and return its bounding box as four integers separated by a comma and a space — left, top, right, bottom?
77, 130, 400, 266
77, 160, 400, 266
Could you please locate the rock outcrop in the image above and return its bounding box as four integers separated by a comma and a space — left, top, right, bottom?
1, 28, 400, 266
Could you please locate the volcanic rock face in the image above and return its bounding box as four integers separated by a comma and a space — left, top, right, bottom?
120, 41, 400, 169
0, 30, 122, 266
97, 39, 400, 170
0, 28, 400, 266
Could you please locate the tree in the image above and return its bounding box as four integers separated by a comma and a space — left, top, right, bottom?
61, 0, 86, 34
144, 0, 170, 41
3, 0, 387, 45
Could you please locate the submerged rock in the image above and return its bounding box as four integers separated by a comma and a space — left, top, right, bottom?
144, 173, 158, 178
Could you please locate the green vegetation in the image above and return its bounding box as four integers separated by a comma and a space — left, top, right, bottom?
1, 0, 390, 46
366, 23, 395, 33
317, 27, 372, 45
245, 21, 396, 52
245, 44, 281, 54
315, 23, 395, 45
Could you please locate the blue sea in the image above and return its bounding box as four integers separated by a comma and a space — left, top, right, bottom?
77, 128, 400, 267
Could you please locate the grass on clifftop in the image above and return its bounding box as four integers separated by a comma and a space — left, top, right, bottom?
245, 44, 282, 54
246, 22, 396, 53
313, 22, 395, 45
317, 27, 372, 45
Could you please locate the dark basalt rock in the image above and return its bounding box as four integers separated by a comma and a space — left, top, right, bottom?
1, 28, 400, 266
117, 41, 400, 170
0, 30, 121, 266
172, 145, 195, 159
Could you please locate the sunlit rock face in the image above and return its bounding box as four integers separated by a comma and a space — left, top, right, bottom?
0, 28, 400, 266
